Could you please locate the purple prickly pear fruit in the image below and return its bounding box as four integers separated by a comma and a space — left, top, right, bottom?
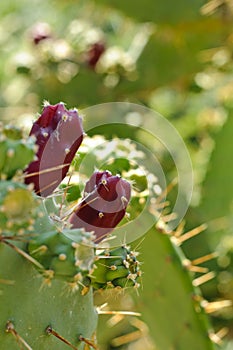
24, 102, 83, 197
69, 170, 131, 242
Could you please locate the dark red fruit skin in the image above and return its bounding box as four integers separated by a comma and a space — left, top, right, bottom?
24, 103, 83, 197
87, 42, 105, 69
69, 171, 131, 242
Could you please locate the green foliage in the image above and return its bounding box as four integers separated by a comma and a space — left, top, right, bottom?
0, 0, 229, 112
197, 108, 233, 314
97, 0, 205, 23
199, 110, 233, 233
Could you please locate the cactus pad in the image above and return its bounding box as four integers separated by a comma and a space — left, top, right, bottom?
0, 181, 39, 235
0, 242, 98, 350
28, 228, 95, 290
0, 124, 36, 180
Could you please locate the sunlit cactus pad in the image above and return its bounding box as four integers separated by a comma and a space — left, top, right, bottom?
0, 181, 39, 235
0, 124, 36, 180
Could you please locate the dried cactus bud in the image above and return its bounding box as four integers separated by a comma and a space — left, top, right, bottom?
69, 171, 131, 242
24, 102, 84, 197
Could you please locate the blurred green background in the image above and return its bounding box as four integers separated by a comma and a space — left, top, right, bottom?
1, 0, 233, 349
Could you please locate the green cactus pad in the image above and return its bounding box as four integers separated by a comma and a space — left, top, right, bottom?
0, 181, 40, 235
28, 228, 95, 286
0, 242, 98, 350
0, 125, 36, 180
134, 226, 218, 350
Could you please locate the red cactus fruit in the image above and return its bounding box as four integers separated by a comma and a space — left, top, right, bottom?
69, 170, 131, 242
24, 102, 83, 197
87, 42, 105, 69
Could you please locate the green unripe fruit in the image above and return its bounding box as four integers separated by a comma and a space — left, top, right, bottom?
106, 265, 129, 281
91, 245, 141, 290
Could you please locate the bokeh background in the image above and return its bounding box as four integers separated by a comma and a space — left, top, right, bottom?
1, 0, 233, 349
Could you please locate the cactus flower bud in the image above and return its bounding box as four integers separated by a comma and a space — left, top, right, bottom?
24, 102, 84, 197
69, 171, 131, 242
90, 245, 141, 290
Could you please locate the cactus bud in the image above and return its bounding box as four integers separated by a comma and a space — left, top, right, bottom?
69, 171, 131, 242
91, 246, 141, 290
24, 102, 84, 197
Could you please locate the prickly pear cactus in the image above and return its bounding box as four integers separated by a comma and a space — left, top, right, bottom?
0, 102, 223, 350
0, 243, 97, 350
0, 103, 136, 349
134, 224, 219, 350
0, 119, 97, 349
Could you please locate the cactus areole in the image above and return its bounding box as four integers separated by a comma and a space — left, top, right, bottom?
24, 102, 83, 197
69, 170, 131, 242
